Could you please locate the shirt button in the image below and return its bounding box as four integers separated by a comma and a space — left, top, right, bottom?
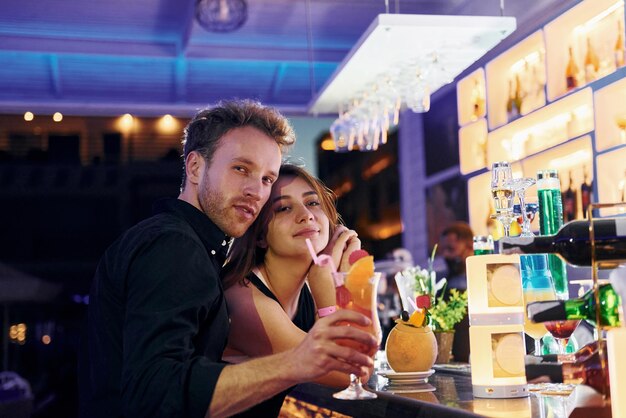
211, 250, 216, 255
222, 240, 227, 246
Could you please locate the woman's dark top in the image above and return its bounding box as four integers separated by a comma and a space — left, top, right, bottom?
233, 271, 316, 418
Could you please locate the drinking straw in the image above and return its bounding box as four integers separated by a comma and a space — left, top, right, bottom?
305, 238, 342, 286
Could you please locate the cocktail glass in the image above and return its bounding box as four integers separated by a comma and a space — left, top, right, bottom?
505, 177, 536, 237
333, 272, 382, 400
544, 320, 581, 355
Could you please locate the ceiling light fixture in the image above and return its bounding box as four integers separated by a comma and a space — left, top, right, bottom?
196, 0, 247, 33
309, 13, 516, 152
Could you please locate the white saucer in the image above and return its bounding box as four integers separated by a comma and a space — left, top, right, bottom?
378, 369, 435, 383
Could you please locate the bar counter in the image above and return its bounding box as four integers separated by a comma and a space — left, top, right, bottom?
285, 366, 611, 418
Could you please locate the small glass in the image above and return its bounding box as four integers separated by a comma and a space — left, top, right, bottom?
473, 235, 494, 255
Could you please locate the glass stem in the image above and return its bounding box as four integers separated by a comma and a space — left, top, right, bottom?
502, 221, 511, 237
518, 191, 530, 234
558, 338, 568, 355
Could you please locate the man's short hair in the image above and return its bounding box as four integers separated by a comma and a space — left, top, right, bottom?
441, 221, 474, 244
180, 99, 296, 189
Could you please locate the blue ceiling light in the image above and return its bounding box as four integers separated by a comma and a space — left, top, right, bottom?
196, 0, 248, 33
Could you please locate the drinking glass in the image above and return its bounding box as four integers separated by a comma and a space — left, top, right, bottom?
520, 254, 557, 356
544, 320, 581, 355
333, 272, 382, 400
490, 162, 515, 237
513, 202, 539, 234
505, 177, 536, 237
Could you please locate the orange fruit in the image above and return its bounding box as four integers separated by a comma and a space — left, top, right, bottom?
408, 309, 426, 327
345, 256, 375, 308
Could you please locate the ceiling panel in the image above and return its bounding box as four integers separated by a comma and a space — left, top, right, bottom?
0, 0, 575, 116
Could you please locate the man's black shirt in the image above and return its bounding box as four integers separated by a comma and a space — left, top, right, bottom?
79, 198, 231, 418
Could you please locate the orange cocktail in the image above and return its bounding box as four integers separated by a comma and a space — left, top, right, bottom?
333, 254, 381, 400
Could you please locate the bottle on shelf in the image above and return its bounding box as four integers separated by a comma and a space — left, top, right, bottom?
615, 19, 625, 69
536, 169, 568, 298
471, 78, 485, 121
584, 37, 600, 83
499, 217, 626, 268
620, 170, 626, 203
506, 77, 519, 120
526, 283, 621, 328
525, 346, 610, 395
565, 46, 580, 91
562, 171, 578, 222
580, 166, 593, 219
514, 74, 524, 116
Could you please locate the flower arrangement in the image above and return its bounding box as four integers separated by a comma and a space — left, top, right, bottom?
394, 245, 468, 332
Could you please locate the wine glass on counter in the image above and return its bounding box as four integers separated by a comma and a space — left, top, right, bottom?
490, 161, 516, 237
505, 177, 536, 237
332, 271, 382, 400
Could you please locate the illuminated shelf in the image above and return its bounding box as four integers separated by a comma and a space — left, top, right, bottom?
522, 136, 594, 220
457, 68, 487, 127
459, 118, 488, 174
545, 0, 625, 101
594, 75, 626, 150
596, 147, 626, 216
486, 88, 593, 165
486, 30, 546, 130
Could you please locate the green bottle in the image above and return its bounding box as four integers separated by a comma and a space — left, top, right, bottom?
537, 169, 569, 299
527, 283, 622, 328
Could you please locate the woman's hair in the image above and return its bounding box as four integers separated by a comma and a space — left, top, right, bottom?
221, 163, 341, 289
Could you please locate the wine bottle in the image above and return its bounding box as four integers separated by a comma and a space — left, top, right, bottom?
615, 19, 625, 69
514, 74, 524, 116
499, 218, 626, 267
565, 46, 579, 91
580, 167, 592, 219
536, 169, 568, 298
471, 78, 485, 121
585, 37, 600, 83
562, 171, 577, 222
506, 78, 518, 120
526, 283, 621, 328
525, 347, 609, 395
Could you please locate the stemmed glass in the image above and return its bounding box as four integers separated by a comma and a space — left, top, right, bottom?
505, 177, 536, 237
490, 162, 515, 237
544, 320, 581, 355
333, 272, 382, 400
520, 254, 557, 356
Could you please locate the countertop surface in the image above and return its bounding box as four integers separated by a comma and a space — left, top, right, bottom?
287, 365, 611, 418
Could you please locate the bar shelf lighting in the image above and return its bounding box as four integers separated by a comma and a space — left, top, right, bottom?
309, 13, 516, 152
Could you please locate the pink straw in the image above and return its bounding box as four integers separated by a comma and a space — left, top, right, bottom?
305, 238, 337, 273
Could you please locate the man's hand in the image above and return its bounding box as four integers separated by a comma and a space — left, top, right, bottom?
285, 310, 377, 381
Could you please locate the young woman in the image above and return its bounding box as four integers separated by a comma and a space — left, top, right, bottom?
221, 164, 366, 416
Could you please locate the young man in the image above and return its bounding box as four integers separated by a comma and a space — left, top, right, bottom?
79, 100, 376, 418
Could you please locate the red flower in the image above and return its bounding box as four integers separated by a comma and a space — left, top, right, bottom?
416, 294, 431, 309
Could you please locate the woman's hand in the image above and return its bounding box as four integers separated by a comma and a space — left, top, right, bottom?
321, 226, 361, 272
